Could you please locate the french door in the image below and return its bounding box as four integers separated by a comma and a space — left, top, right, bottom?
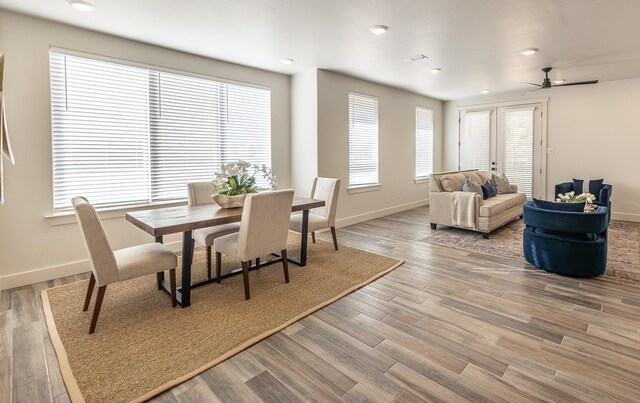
459, 103, 543, 198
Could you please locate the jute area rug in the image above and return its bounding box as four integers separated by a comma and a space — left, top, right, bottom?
42, 234, 402, 403
423, 219, 640, 286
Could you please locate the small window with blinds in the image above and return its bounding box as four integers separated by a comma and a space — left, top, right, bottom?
460, 110, 491, 171
415, 107, 434, 179
49, 51, 271, 212
499, 107, 535, 198
348, 92, 379, 188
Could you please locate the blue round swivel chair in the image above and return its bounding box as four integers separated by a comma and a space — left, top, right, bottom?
522, 201, 609, 277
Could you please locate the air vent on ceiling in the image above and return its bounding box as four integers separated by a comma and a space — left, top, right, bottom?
403, 54, 429, 63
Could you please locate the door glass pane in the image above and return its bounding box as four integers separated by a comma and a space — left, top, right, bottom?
499, 108, 534, 198
460, 111, 490, 171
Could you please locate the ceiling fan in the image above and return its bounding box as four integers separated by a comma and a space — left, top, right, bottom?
521, 67, 598, 95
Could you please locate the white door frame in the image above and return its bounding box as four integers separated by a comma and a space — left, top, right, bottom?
457, 97, 549, 199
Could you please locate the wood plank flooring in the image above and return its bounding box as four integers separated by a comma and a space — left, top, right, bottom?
2, 206, 640, 402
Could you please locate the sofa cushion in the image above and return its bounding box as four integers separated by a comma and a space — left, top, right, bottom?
479, 193, 527, 217
476, 171, 492, 184
461, 171, 483, 185
440, 173, 467, 192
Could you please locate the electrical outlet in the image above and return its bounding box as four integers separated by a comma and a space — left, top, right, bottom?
396, 191, 401, 198
547, 147, 555, 155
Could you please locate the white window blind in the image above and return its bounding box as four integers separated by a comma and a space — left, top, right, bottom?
348, 92, 379, 187
415, 107, 434, 179
460, 110, 491, 171
50, 51, 271, 212
499, 107, 535, 198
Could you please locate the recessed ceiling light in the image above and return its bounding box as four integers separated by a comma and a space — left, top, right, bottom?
67, 0, 96, 11
429, 68, 442, 74
280, 58, 294, 65
520, 48, 539, 56
369, 25, 389, 35
552, 79, 566, 84
481, 89, 491, 94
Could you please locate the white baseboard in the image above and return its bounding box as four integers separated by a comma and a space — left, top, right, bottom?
335, 199, 429, 229
0, 241, 182, 291
612, 211, 640, 222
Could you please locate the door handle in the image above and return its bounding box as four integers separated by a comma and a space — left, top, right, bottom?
491, 168, 497, 171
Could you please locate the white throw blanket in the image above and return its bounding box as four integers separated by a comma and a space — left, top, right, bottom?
451, 192, 477, 229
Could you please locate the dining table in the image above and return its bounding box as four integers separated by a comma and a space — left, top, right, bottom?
126, 197, 325, 307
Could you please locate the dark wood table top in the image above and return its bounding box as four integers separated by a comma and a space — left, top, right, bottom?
126, 197, 325, 237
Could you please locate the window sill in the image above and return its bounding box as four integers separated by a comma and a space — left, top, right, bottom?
414, 177, 430, 184
45, 200, 188, 226
347, 184, 381, 194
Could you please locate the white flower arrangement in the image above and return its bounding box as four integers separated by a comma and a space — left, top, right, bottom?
556, 191, 596, 204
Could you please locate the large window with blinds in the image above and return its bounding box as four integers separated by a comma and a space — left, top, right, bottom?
415, 107, 434, 179
49, 51, 271, 212
348, 92, 379, 187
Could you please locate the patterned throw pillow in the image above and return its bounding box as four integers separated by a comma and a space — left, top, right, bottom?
491, 173, 514, 194
462, 178, 482, 196
573, 178, 604, 195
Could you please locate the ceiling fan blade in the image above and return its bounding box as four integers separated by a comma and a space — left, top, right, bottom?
520, 82, 543, 87
553, 80, 599, 87
521, 88, 543, 96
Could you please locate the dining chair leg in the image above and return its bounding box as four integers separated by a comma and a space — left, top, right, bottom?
169, 269, 177, 308
156, 272, 164, 290
206, 246, 212, 279
241, 261, 250, 300
83, 272, 96, 311
281, 249, 290, 283
255, 257, 260, 269
311, 232, 316, 244
216, 252, 222, 283
331, 227, 338, 251
89, 285, 107, 334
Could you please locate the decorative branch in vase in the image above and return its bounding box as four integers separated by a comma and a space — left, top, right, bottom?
556, 191, 596, 204
212, 161, 277, 208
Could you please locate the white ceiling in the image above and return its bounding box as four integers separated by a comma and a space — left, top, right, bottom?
2, 0, 640, 100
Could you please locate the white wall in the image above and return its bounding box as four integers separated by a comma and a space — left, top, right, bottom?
315, 70, 443, 225
290, 69, 318, 197
443, 79, 640, 222
0, 10, 291, 289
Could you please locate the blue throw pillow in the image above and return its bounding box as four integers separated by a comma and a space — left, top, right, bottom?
481, 183, 496, 200
533, 198, 585, 212
572, 178, 604, 195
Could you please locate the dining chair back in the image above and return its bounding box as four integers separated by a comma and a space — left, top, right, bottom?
72, 197, 118, 286
237, 190, 294, 262
187, 181, 216, 206
310, 177, 341, 227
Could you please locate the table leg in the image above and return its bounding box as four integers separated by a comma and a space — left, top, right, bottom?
155, 236, 164, 289
180, 230, 193, 307
300, 209, 309, 266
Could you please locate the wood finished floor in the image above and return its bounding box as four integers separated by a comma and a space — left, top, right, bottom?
2, 206, 640, 402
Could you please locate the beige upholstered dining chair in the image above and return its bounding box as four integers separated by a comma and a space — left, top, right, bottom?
214, 190, 295, 300
187, 182, 241, 278
72, 197, 178, 334
290, 177, 341, 250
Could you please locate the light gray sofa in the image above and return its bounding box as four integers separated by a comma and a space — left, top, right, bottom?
429, 169, 526, 238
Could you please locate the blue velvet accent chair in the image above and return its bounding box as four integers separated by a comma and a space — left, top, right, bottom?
555, 181, 612, 208
522, 201, 609, 277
